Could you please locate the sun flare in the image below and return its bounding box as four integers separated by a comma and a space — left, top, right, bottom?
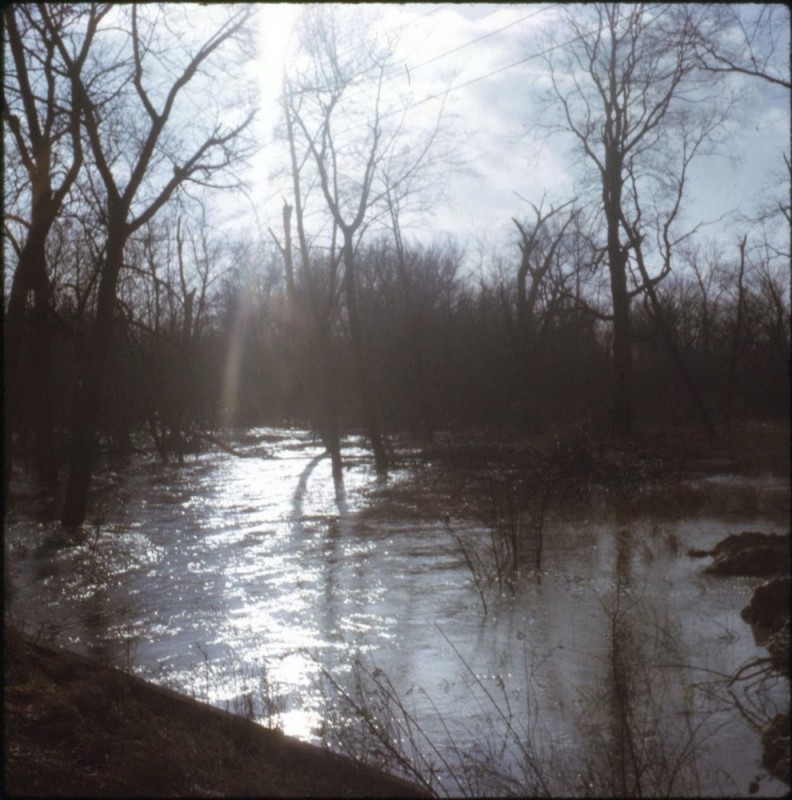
256, 4, 303, 122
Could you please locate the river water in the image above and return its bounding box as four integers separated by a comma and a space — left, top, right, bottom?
5, 427, 790, 796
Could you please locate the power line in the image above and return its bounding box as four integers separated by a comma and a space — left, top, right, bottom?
286, 5, 548, 106
285, 24, 591, 149
408, 5, 551, 74
396, 3, 449, 29
281, 9, 593, 152
400, 28, 591, 116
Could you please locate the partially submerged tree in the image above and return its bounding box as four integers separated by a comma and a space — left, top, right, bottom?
276, 73, 346, 485
283, 6, 451, 473
3, 4, 105, 504
46, 4, 257, 525
286, 8, 393, 473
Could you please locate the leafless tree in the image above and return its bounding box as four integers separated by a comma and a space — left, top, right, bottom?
119, 205, 224, 463
276, 72, 346, 486
512, 198, 578, 351
3, 4, 106, 504
284, 6, 451, 473
380, 119, 454, 442
690, 4, 791, 90
46, 4, 257, 525
546, 3, 731, 436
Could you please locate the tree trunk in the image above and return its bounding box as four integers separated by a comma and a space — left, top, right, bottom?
604, 148, 634, 439
609, 265, 633, 438
276, 187, 345, 485
173, 289, 195, 465
30, 281, 58, 494
392, 242, 434, 442
4, 224, 57, 506
4, 241, 36, 507
61, 229, 125, 526
281, 202, 296, 320
318, 342, 344, 486
342, 234, 388, 473
725, 236, 747, 427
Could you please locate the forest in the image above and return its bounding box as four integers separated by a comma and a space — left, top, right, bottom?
3, 4, 791, 797
4, 4, 789, 524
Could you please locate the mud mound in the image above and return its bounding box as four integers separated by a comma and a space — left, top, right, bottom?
689, 531, 790, 577
741, 575, 791, 676
761, 713, 791, 787
739, 575, 791, 787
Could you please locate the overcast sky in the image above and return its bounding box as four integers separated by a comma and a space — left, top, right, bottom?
233, 3, 790, 264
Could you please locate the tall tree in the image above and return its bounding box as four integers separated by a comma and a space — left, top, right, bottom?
380, 109, 454, 442
278, 78, 345, 486
285, 6, 449, 472
546, 4, 729, 436
3, 4, 104, 504
48, 4, 256, 525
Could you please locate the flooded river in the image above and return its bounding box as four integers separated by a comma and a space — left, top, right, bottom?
6, 427, 790, 796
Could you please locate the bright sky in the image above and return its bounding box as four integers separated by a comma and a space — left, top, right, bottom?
233, 3, 790, 263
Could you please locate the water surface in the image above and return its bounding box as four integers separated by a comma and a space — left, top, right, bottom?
6, 427, 789, 796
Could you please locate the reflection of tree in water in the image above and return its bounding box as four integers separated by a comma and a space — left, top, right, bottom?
604, 571, 643, 797
615, 526, 633, 587
290, 448, 355, 654
578, 546, 724, 797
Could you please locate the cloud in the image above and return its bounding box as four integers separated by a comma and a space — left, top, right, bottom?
242, 3, 789, 261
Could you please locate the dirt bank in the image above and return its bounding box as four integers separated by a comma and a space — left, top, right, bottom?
4, 626, 427, 797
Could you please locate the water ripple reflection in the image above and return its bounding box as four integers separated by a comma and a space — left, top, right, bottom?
5, 427, 789, 796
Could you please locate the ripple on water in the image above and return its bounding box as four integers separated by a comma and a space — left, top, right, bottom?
5, 430, 789, 796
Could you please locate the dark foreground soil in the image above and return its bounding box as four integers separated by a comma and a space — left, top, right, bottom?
4, 626, 427, 797
740, 573, 791, 787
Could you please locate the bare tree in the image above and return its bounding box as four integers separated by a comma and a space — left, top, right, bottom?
286, 8, 391, 473
617, 101, 727, 435
690, 4, 791, 90
512, 198, 578, 353
47, 4, 257, 525
508, 199, 587, 425
381, 131, 453, 442
284, 6, 451, 471
277, 74, 346, 486
546, 3, 731, 436
724, 226, 790, 421
3, 4, 105, 504
383, 184, 435, 442
118, 206, 223, 463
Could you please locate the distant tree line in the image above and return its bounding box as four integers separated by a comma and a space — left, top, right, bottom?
3, 3, 789, 525
9, 210, 789, 455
